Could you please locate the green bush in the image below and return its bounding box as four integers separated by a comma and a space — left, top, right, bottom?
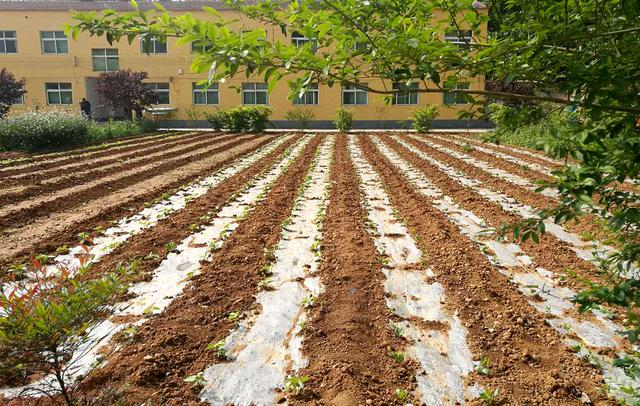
0, 109, 90, 152
87, 119, 157, 143
411, 105, 439, 133
285, 107, 316, 131
334, 108, 354, 132
205, 106, 272, 133
0, 270, 124, 405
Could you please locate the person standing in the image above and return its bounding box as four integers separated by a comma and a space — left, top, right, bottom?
80, 98, 91, 118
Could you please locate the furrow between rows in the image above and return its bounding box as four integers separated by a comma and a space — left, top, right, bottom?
0, 135, 315, 398
0, 135, 275, 266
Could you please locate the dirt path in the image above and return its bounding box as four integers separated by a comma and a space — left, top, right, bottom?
358, 134, 611, 405
0, 135, 275, 267
79, 135, 323, 405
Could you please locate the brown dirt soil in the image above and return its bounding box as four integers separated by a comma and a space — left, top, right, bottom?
0, 131, 190, 174
0, 134, 275, 269
0, 134, 262, 225
77, 135, 323, 405
76, 134, 301, 286
0, 132, 228, 187
422, 133, 553, 182
0, 133, 252, 208
357, 134, 612, 405
381, 135, 608, 293
289, 134, 419, 406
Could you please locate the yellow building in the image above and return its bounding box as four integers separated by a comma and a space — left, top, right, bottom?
0, 0, 489, 129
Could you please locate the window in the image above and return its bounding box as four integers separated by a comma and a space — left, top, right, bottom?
92, 48, 119, 71
193, 83, 219, 105
14, 91, 24, 105
292, 32, 317, 52
342, 85, 368, 105
141, 36, 167, 54
40, 31, 68, 54
191, 41, 212, 54
46, 83, 73, 105
242, 83, 268, 105
445, 30, 472, 46
392, 82, 419, 105
443, 83, 470, 105
148, 83, 171, 105
293, 84, 319, 105
0, 31, 17, 54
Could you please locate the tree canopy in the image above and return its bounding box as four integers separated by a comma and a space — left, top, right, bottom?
0, 68, 26, 119
96, 69, 159, 119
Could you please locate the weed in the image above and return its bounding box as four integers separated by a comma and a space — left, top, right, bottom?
461, 143, 475, 153
479, 388, 500, 405
260, 263, 274, 277
301, 295, 318, 308
285, 374, 309, 395
390, 351, 406, 363
259, 277, 274, 290
165, 241, 178, 252
206, 340, 228, 360
476, 356, 492, 376
143, 251, 160, 261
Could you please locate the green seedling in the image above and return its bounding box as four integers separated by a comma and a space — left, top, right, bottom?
188, 223, 201, 232
165, 241, 178, 252
143, 251, 160, 261
259, 277, 274, 290
206, 340, 227, 360
476, 356, 492, 376
77, 231, 92, 245
391, 324, 404, 338
284, 375, 309, 395
227, 311, 241, 322
301, 296, 318, 308
461, 143, 475, 153
390, 351, 406, 363
479, 388, 500, 405
55, 245, 70, 255
34, 254, 50, 266
184, 372, 206, 387
260, 263, 274, 277
395, 388, 409, 401
7, 263, 28, 280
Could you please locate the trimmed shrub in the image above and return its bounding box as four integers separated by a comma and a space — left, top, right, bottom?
0, 109, 89, 152
334, 108, 354, 132
205, 106, 272, 133
285, 107, 316, 131
410, 105, 439, 133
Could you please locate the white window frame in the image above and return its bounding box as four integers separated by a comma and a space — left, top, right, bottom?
45, 83, 73, 105
392, 82, 419, 105
0, 31, 17, 54
445, 29, 473, 46
148, 82, 171, 105
191, 41, 212, 54
92, 48, 119, 72
140, 36, 167, 54
14, 91, 24, 105
293, 84, 319, 105
192, 82, 219, 105
443, 83, 471, 105
242, 82, 269, 105
342, 85, 368, 105
292, 32, 317, 52
40, 31, 68, 54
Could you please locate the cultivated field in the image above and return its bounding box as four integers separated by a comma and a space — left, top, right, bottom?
0, 131, 635, 405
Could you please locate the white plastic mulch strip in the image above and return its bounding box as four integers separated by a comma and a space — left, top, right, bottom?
348, 135, 479, 405
0, 135, 312, 399
200, 135, 334, 406
1, 134, 292, 296
373, 136, 638, 401
447, 133, 564, 166
408, 134, 558, 198
428, 134, 554, 177
392, 136, 628, 272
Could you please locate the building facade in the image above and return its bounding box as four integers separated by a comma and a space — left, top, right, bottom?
0, 0, 489, 129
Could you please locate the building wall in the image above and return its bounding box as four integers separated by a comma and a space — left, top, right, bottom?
0, 7, 487, 123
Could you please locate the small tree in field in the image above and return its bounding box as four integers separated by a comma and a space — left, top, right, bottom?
96, 69, 158, 120
0, 68, 26, 119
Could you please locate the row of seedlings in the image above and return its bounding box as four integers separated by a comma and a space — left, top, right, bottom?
199, 135, 335, 405
1, 135, 293, 295
0, 135, 312, 399
370, 135, 638, 401
347, 136, 481, 404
